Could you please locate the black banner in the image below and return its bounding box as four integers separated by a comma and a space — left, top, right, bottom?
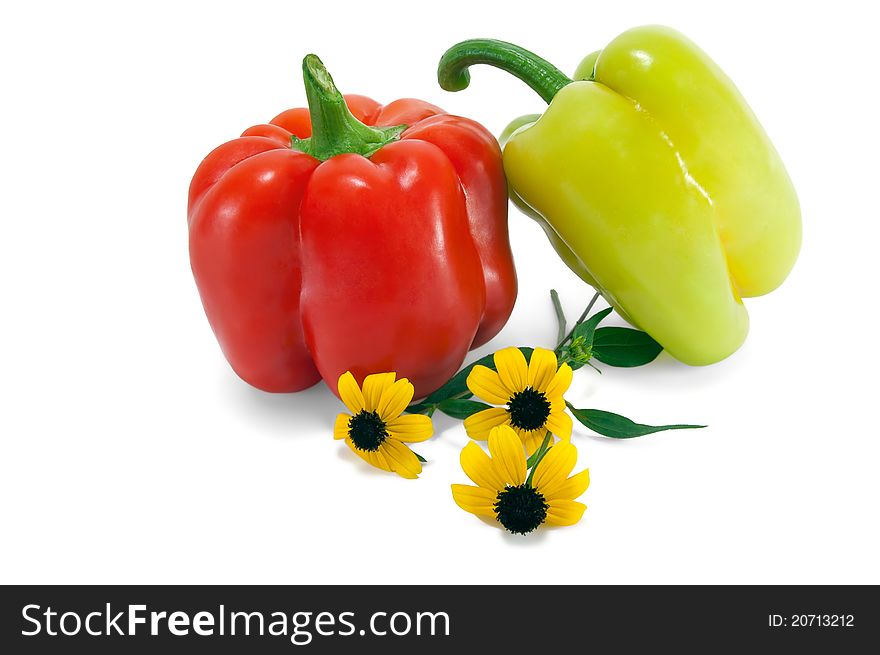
1, 585, 876, 653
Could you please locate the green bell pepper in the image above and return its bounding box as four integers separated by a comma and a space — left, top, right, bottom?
438, 26, 801, 365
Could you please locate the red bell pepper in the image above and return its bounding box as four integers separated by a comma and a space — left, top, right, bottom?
188, 55, 516, 397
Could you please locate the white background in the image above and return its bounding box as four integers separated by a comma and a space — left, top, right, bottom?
1, 0, 878, 585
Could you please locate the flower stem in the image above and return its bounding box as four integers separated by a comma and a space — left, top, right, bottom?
525, 432, 553, 487
556, 291, 600, 350
550, 289, 567, 345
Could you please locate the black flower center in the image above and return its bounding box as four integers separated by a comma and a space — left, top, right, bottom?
348, 410, 388, 451
507, 386, 551, 431
494, 484, 548, 535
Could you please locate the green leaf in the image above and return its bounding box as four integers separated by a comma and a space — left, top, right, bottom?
570, 307, 613, 347
413, 451, 427, 463
422, 347, 534, 405
437, 399, 492, 420
423, 354, 493, 404
406, 403, 433, 415
567, 403, 705, 439
592, 327, 663, 367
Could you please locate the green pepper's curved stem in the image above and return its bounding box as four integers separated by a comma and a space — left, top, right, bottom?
437, 39, 573, 105
292, 55, 405, 161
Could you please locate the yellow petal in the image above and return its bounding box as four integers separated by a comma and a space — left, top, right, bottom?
451, 484, 497, 518
527, 347, 558, 392
460, 442, 507, 492
545, 499, 587, 526
333, 413, 351, 440
380, 439, 421, 479
345, 436, 392, 472
362, 372, 396, 412
463, 407, 509, 440
543, 469, 591, 502
531, 440, 577, 492
546, 410, 573, 440
545, 363, 573, 400
337, 371, 365, 414
488, 425, 526, 486
466, 365, 511, 405
494, 347, 528, 395
385, 413, 433, 443
366, 448, 394, 473
376, 378, 414, 421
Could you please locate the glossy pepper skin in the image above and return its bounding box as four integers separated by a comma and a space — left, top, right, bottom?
439, 27, 801, 365
188, 56, 515, 396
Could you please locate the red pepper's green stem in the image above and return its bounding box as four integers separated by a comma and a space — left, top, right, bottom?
292, 55, 405, 161
437, 39, 573, 105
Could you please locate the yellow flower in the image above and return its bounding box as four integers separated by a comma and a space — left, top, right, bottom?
451, 425, 589, 534
464, 347, 573, 454
333, 371, 433, 479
